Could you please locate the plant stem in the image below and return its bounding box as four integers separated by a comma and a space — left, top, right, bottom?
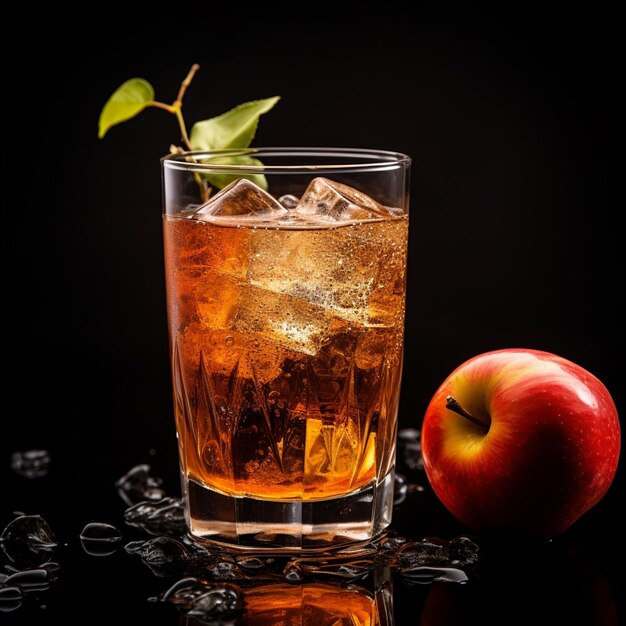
149, 64, 200, 151
150, 101, 176, 113
445, 396, 489, 432
175, 107, 193, 150
173, 64, 200, 150
175, 64, 200, 106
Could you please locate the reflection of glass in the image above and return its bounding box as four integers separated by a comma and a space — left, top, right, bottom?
243, 580, 393, 626
162, 149, 410, 550
176, 569, 392, 626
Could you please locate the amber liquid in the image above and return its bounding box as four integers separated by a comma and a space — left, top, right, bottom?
163, 213, 407, 501
241, 583, 386, 625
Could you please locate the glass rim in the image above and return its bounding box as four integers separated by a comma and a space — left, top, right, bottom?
161, 147, 411, 174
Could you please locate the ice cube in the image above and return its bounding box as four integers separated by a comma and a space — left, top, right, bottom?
231, 283, 336, 356
195, 179, 288, 220
296, 177, 392, 221
247, 221, 401, 327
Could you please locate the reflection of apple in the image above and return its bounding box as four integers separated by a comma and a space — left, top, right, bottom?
421, 349, 620, 536
420, 540, 618, 626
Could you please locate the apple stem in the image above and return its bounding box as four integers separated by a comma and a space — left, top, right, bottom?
445, 395, 488, 432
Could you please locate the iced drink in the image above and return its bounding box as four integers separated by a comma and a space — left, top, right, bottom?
162, 151, 409, 549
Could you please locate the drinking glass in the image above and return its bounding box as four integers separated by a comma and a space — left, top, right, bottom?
162, 148, 410, 550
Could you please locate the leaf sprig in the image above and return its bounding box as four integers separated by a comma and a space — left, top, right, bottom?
98, 64, 279, 190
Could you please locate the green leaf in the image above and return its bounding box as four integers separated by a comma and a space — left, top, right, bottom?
98, 78, 155, 139
189, 96, 280, 151
200, 156, 268, 190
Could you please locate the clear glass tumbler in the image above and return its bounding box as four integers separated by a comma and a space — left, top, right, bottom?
162, 148, 410, 550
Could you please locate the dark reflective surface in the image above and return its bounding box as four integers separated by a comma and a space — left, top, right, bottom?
1, 438, 623, 625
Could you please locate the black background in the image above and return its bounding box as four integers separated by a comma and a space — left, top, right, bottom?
2, 5, 624, 624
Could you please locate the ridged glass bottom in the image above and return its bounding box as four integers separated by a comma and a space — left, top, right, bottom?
183, 470, 395, 551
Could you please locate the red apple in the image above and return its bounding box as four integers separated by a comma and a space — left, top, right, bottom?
421, 349, 620, 536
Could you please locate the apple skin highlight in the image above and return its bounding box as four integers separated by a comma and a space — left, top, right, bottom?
421, 349, 621, 537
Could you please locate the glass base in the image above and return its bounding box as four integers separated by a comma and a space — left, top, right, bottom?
183, 470, 395, 551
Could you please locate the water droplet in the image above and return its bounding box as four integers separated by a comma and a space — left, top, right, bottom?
335, 565, 369, 579
160, 577, 204, 603
0, 587, 22, 612
209, 561, 239, 580
394, 473, 408, 506
5, 568, 52, 591
224, 336, 234, 347
186, 585, 244, 623
396, 428, 423, 471
448, 536, 480, 566
125, 536, 191, 576
283, 563, 303, 582
80, 522, 122, 557
124, 497, 185, 535
235, 557, 264, 573
0, 515, 58, 567
115, 464, 165, 506
10, 450, 50, 479
378, 535, 408, 552
401, 565, 469, 584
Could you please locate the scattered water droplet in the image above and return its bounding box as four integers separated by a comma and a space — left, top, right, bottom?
124, 497, 185, 535
448, 536, 480, 565
209, 561, 240, 580
224, 335, 234, 347
0, 515, 58, 567
393, 535, 479, 585
160, 577, 203, 603
10, 450, 50, 479
397, 428, 424, 471
284, 563, 304, 582
335, 564, 369, 579
40, 561, 61, 572
125, 536, 191, 576
187, 585, 244, 623
378, 535, 408, 552
80, 522, 122, 557
235, 557, 264, 573
5, 568, 52, 591
0, 587, 22, 612
115, 464, 166, 506
394, 473, 408, 506
401, 565, 469, 584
